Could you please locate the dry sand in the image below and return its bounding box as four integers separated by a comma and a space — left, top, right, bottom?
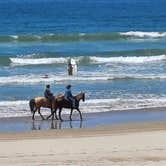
0, 121, 166, 165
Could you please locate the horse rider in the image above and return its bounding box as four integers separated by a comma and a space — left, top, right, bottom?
44, 84, 54, 108
64, 84, 76, 108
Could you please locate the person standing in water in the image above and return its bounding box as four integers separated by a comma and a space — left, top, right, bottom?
67, 58, 77, 76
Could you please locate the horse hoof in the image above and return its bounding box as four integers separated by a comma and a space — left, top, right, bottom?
46, 116, 51, 120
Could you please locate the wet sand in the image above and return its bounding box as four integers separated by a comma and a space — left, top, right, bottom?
0, 121, 166, 165
0, 108, 166, 165
0, 106, 166, 132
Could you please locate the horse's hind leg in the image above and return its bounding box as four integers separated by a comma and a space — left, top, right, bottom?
32, 112, 35, 120
32, 108, 37, 120
38, 108, 45, 120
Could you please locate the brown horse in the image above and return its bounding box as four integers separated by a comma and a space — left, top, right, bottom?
29, 94, 63, 120
47, 92, 85, 121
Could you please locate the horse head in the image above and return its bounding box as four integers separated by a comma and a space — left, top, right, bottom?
82, 92, 85, 102
75, 92, 85, 102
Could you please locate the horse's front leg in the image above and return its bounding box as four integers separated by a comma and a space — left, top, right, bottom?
51, 108, 59, 120
46, 108, 58, 120
51, 107, 54, 120
54, 109, 58, 120
77, 108, 83, 121
38, 108, 45, 120
59, 108, 63, 121
69, 109, 73, 121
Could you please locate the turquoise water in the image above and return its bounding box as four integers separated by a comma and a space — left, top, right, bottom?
0, 0, 166, 117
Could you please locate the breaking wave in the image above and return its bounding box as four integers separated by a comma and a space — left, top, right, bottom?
1, 96, 166, 118
9, 54, 166, 66
10, 57, 67, 65
120, 31, 166, 38
0, 73, 166, 85
90, 55, 166, 64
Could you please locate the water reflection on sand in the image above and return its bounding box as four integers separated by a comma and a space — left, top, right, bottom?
31, 119, 83, 130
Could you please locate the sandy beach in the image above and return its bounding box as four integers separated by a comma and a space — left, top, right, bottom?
0, 120, 166, 165
1, 0, 166, 165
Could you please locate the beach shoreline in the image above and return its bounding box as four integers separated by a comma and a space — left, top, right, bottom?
0, 120, 166, 140
0, 120, 166, 165
0, 108, 166, 165
0, 106, 166, 133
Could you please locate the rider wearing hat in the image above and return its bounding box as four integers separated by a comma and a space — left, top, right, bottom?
64, 84, 75, 108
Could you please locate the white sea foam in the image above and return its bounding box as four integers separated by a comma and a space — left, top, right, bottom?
10, 35, 19, 39
10, 57, 67, 65
91, 55, 166, 64
79, 33, 86, 36
120, 31, 166, 38
1, 96, 166, 118
10, 54, 166, 66
0, 73, 166, 85
0, 74, 110, 85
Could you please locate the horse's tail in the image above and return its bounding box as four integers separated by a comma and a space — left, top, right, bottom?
29, 99, 35, 113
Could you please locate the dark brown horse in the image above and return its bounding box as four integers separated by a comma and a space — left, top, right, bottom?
47, 92, 85, 121
29, 94, 63, 120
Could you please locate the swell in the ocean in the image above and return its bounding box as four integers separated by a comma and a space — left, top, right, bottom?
0, 31, 166, 43
0, 48, 166, 66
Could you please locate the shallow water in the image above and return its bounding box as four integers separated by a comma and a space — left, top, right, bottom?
1, 108, 166, 132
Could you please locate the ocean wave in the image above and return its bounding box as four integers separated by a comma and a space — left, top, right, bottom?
90, 55, 166, 63
10, 57, 67, 65
0, 74, 110, 85
1, 96, 166, 118
0, 31, 166, 43
0, 73, 166, 85
0, 33, 121, 42
120, 31, 166, 38
9, 54, 166, 66
0, 48, 166, 66
90, 55, 166, 64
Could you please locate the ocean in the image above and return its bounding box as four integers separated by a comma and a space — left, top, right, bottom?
0, 0, 166, 118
